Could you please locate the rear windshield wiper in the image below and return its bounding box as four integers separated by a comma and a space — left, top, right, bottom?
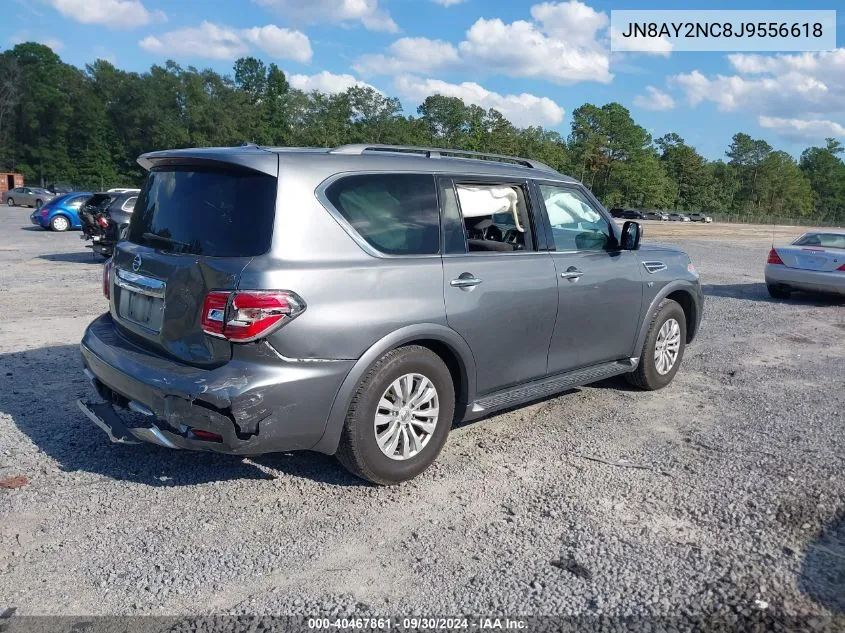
142, 232, 193, 251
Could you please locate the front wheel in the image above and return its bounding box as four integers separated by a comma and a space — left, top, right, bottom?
626, 299, 687, 390
336, 345, 455, 485
35, 199, 43, 209
6, 198, 14, 206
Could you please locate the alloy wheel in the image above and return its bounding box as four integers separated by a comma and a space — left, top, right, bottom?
654, 318, 681, 375
374, 373, 439, 461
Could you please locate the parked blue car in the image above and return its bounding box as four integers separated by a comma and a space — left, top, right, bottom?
29, 192, 92, 231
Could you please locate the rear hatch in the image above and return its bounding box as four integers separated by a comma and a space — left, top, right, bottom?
111, 158, 278, 366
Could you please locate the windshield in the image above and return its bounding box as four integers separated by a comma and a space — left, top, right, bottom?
127, 167, 276, 256
793, 233, 845, 249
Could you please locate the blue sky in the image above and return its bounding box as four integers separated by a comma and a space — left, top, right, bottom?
4, 0, 844, 160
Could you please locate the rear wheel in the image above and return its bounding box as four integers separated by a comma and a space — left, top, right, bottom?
6, 198, 13, 206
35, 199, 43, 209
336, 345, 455, 485
626, 299, 687, 391
49, 215, 70, 232
767, 284, 791, 299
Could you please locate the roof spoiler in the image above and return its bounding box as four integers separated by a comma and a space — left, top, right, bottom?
329, 144, 560, 174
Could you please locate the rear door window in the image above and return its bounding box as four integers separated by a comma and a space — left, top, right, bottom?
452, 181, 534, 253
128, 167, 276, 256
324, 173, 439, 256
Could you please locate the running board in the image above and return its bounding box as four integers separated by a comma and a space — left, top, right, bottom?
471, 359, 637, 413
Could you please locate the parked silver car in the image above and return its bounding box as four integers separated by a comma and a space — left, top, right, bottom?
3, 186, 55, 208
79, 144, 703, 484
765, 230, 845, 298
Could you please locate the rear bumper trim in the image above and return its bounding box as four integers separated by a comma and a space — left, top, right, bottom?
78, 399, 180, 449
77, 399, 140, 445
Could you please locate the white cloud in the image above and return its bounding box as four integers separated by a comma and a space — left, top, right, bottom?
727, 50, 845, 75
758, 116, 845, 143
459, 15, 612, 84
530, 0, 608, 46
353, 1, 614, 84
671, 49, 845, 119
289, 71, 378, 94
354, 38, 460, 76
633, 86, 675, 111
9, 32, 64, 52
432, 0, 466, 5
394, 75, 565, 128
241, 25, 312, 63
253, 0, 397, 32
47, 0, 165, 29
139, 22, 312, 62
140, 22, 249, 59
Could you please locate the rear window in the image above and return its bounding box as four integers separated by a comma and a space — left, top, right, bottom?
128, 167, 276, 256
324, 173, 439, 255
793, 233, 845, 249
84, 194, 114, 211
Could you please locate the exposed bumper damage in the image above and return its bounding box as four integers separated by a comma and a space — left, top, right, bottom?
80, 313, 354, 454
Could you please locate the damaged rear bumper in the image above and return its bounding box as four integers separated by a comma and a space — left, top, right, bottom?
80, 313, 355, 454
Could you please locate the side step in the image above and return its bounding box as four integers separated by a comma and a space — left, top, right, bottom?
472, 358, 637, 413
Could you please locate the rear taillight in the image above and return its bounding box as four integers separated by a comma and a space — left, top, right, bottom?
201, 291, 305, 342
767, 248, 784, 265
837, 263, 845, 272
97, 216, 109, 229
40, 208, 48, 216
103, 258, 112, 299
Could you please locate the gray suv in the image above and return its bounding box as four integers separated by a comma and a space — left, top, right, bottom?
79, 144, 703, 484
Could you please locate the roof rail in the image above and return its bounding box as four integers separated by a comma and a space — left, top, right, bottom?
329, 144, 559, 174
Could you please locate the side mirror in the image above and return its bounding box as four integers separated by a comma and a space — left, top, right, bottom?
621, 221, 642, 250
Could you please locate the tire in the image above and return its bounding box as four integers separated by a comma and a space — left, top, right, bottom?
336, 345, 455, 485
767, 284, 791, 299
626, 299, 687, 391
6, 198, 13, 206
49, 215, 70, 232
35, 199, 43, 209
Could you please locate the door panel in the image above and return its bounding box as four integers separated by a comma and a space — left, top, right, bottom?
548, 250, 643, 373
534, 181, 644, 373
438, 175, 558, 396
443, 253, 558, 395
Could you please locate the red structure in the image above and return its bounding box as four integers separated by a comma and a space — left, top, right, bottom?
0, 172, 24, 195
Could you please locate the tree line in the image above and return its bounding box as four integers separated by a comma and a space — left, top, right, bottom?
1, 42, 843, 223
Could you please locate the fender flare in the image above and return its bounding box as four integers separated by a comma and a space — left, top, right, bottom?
310, 323, 477, 455
633, 280, 703, 355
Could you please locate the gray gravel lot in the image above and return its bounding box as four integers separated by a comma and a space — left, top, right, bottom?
0, 205, 843, 627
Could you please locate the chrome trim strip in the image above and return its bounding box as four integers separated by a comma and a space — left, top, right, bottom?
130, 426, 180, 449
115, 268, 165, 298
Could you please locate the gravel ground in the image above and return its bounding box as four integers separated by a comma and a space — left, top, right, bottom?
0, 206, 843, 629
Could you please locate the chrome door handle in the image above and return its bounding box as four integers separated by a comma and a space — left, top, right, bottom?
450, 276, 483, 288
560, 268, 584, 280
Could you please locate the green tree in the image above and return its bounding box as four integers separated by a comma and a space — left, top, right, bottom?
800, 138, 845, 221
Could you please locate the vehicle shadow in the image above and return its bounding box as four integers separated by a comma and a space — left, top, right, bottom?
799, 509, 845, 613
38, 252, 104, 264
0, 344, 363, 488
20, 225, 44, 232
703, 282, 845, 306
